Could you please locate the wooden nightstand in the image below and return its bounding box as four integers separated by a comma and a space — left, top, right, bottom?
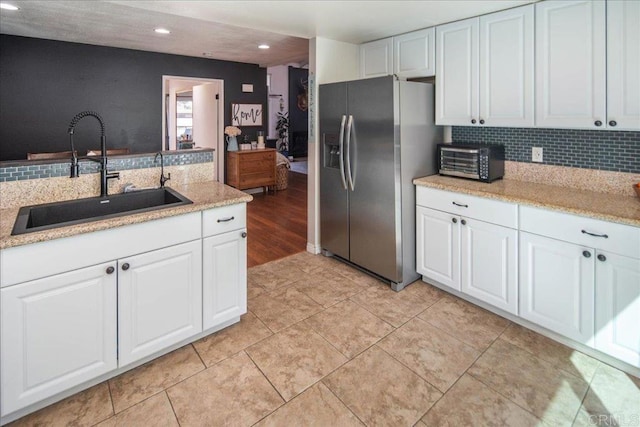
226, 148, 276, 194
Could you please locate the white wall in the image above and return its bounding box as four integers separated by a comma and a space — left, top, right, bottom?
266, 65, 289, 138
307, 37, 359, 254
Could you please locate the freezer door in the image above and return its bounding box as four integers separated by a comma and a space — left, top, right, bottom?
347, 76, 401, 282
319, 82, 350, 259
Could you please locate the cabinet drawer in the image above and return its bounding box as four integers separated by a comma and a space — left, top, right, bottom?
240, 172, 274, 187
416, 186, 517, 228
239, 156, 275, 174
520, 205, 640, 258
1, 212, 201, 288
202, 203, 247, 237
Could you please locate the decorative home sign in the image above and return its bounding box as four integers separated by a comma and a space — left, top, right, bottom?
231, 103, 263, 126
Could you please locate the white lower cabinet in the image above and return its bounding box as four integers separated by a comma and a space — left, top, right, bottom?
118, 240, 203, 367
0, 204, 249, 420
416, 186, 640, 371
519, 232, 595, 344
461, 218, 518, 314
1, 262, 117, 415
416, 206, 460, 290
594, 251, 640, 367
416, 187, 518, 314
203, 229, 248, 330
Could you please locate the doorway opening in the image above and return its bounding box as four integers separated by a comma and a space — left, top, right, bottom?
162, 76, 225, 182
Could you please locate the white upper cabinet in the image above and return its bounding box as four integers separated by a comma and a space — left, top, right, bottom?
607, 0, 640, 131
437, 5, 533, 127
360, 38, 393, 79
436, 17, 479, 126
393, 28, 436, 78
535, 0, 606, 129
479, 5, 534, 127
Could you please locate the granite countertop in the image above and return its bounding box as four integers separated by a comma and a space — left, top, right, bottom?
0, 181, 253, 250
413, 175, 640, 227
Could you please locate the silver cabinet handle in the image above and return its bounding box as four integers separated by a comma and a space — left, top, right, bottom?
461, 219, 467, 225
582, 251, 591, 258
122, 263, 130, 271
581, 230, 608, 238
452, 202, 469, 208
106, 266, 115, 275
241, 232, 247, 238
452, 218, 458, 224
345, 115, 355, 191
217, 216, 235, 223
338, 115, 347, 190
597, 254, 606, 262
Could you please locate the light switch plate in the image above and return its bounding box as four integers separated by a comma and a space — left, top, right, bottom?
242, 84, 254, 93
532, 147, 543, 163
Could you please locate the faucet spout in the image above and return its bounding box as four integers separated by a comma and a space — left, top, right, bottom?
67, 111, 118, 196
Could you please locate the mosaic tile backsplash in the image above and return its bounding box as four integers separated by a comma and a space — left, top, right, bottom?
0, 150, 214, 182
451, 127, 640, 174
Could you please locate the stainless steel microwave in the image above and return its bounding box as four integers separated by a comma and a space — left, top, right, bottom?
437, 143, 505, 182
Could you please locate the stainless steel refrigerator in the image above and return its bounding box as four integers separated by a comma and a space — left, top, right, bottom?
320, 76, 441, 291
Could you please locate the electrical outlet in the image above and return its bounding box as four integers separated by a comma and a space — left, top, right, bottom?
532, 147, 543, 163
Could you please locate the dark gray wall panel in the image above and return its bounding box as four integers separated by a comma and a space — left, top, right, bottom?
0, 35, 267, 160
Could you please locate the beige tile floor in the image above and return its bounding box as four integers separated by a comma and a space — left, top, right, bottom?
10, 252, 640, 427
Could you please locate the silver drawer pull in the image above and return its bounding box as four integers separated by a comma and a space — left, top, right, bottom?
217, 216, 235, 223
581, 230, 608, 239
452, 202, 469, 208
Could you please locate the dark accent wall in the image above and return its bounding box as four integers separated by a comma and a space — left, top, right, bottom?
452, 127, 640, 173
288, 66, 308, 158
0, 35, 267, 161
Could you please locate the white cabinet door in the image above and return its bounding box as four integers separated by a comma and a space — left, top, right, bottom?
535, 0, 606, 129
461, 218, 518, 315
595, 251, 640, 368
416, 206, 460, 290
436, 17, 479, 125
607, 0, 640, 131
393, 28, 435, 78
520, 232, 595, 344
479, 5, 534, 127
1, 263, 117, 416
203, 229, 247, 330
118, 240, 202, 367
360, 38, 393, 78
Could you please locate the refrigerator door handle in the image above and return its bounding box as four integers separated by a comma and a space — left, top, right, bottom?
338, 115, 347, 190
345, 115, 355, 191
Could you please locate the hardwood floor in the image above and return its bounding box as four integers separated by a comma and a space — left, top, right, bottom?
246, 171, 307, 267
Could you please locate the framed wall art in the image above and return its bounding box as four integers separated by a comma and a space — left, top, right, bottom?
231, 103, 263, 126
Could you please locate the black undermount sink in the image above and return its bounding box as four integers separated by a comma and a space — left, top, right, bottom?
12, 187, 192, 235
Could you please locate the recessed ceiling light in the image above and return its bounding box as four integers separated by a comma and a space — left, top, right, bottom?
0, 3, 19, 10
258, 44, 270, 50
154, 28, 171, 34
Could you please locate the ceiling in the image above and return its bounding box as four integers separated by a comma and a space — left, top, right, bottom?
0, 0, 536, 67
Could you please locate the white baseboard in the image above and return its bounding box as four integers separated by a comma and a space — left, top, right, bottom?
306, 242, 321, 254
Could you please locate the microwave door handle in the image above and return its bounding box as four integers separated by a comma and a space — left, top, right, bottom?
338, 115, 347, 190
345, 115, 355, 191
